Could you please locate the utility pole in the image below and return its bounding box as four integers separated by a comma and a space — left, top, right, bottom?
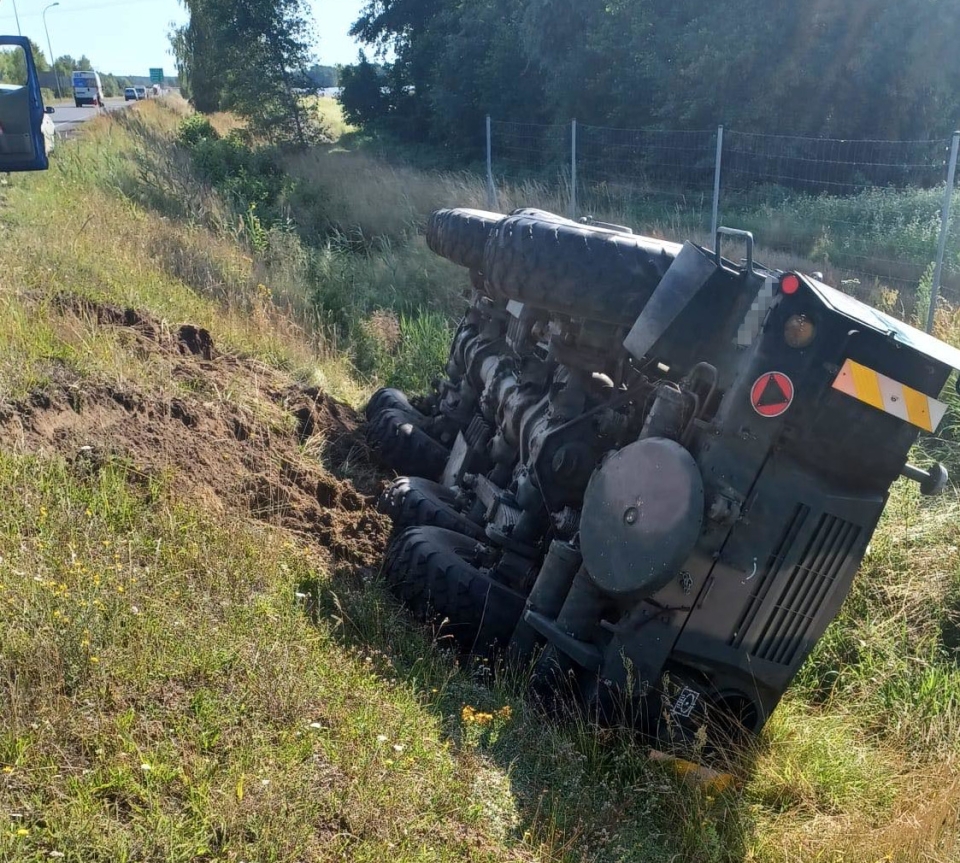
43, 2, 62, 99
10, 0, 22, 36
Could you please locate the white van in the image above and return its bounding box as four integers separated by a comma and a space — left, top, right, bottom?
72, 70, 103, 108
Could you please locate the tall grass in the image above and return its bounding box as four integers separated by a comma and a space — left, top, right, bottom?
1, 98, 958, 861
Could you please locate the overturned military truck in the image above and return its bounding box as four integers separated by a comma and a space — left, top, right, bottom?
366, 207, 960, 749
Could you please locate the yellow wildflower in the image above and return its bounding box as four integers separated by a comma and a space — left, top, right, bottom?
461, 705, 494, 726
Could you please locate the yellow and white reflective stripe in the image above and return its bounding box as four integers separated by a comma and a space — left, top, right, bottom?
832, 358, 947, 432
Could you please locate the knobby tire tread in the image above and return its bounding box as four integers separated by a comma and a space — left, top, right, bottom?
383, 527, 525, 653
367, 409, 450, 480
426, 208, 505, 272
378, 477, 484, 539
365, 387, 420, 422
482, 214, 679, 326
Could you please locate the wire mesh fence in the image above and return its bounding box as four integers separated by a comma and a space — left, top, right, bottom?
489, 120, 570, 182
721, 133, 948, 194
576, 125, 717, 233
721, 131, 955, 317
485, 116, 960, 330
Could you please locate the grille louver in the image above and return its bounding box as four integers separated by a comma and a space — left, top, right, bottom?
731, 506, 861, 667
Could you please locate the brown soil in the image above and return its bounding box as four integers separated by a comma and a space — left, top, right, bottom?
0, 298, 391, 568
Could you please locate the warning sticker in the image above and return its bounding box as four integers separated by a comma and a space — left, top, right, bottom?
673, 687, 701, 719
750, 372, 794, 418
832, 358, 948, 432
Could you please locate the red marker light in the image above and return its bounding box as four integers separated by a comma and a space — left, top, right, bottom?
780, 274, 801, 295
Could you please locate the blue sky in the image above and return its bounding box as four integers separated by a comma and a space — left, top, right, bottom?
0, 0, 367, 76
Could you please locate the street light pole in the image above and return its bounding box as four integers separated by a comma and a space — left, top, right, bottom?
10, 0, 22, 36
42, 3, 61, 99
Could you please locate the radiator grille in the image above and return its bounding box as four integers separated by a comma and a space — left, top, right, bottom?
731, 506, 861, 666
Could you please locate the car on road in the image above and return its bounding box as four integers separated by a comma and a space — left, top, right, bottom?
124, 87, 137, 101
134, 86, 147, 100
0, 83, 55, 155
72, 70, 104, 108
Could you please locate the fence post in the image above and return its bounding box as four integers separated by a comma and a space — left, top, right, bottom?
927, 130, 960, 333
570, 119, 578, 220
711, 124, 724, 243
485, 115, 498, 211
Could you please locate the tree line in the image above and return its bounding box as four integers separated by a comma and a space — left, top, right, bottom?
0, 40, 143, 99
171, 0, 320, 143
339, 0, 960, 153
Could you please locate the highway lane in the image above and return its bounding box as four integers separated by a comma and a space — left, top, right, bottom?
51, 98, 133, 138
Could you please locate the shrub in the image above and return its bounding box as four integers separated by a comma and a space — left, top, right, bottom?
177, 113, 219, 148
177, 117, 288, 227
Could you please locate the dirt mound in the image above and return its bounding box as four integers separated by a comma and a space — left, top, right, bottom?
0, 300, 391, 567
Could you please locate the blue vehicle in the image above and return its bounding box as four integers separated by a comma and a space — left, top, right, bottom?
0, 36, 53, 172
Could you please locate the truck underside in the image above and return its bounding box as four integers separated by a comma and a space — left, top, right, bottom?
367, 207, 959, 752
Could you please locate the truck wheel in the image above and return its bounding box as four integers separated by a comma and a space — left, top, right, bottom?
367, 408, 449, 480
383, 526, 525, 653
365, 387, 420, 422
482, 213, 679, 327
75, 99, 81, 108
378, 476, 484, 539
426, 208, 504, 273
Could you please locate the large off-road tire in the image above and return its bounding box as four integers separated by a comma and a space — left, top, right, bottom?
426, 208, 504, 272
482, 213, 682, 326
508, 207, 576, 223
365, 387, 420, 422
378, 476, 484, 539
383, 526, 525, 652
367, 408, 450, 480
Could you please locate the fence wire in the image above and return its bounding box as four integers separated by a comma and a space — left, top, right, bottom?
486, 117, 960, 324
721, 133, 948, 194
576, 125, 717, 232
490, 120, 569, 181
721, 131, 955, 311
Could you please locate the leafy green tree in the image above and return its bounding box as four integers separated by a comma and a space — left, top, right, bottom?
348, 0, 960, 149
54, 55, 87, 77
350, 0, 547, 150
338, 51, 385, 127
0, 39, 50, 85
305, 64, 338, 88
170, 2, 224, 112
171, 0, 318, 143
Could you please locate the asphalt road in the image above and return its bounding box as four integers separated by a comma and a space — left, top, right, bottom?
52, 98, 132, 137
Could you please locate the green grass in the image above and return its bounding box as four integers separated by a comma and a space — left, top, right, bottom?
0, 97, 959, 862
309, 95, 356, 142
0, 456, 521, 860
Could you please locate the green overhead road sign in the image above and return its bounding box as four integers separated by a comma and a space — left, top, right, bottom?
149, 67, 164, 84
